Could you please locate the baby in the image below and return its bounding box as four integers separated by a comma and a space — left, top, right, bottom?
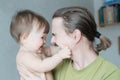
10, 10, 71, 80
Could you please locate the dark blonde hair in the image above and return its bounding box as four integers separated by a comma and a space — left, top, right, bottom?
10, 10, 49, 43
53, 6, 111, 52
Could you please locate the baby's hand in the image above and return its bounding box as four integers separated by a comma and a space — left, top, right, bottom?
57, 47, 71, 59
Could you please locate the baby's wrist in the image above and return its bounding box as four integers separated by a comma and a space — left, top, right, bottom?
54, 53, 63, 61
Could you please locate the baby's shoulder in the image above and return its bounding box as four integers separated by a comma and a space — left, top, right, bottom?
16, 50, 33, 61
16, 51, 27, 63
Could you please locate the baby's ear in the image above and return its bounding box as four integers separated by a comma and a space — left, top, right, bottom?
20, 33, 28, 42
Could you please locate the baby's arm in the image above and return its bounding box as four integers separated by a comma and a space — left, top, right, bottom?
42, 46, 60, 57
21, 47, 71, 73
45, 71, 53, 80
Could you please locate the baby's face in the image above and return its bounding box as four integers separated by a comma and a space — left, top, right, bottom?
23, 26, 47, 52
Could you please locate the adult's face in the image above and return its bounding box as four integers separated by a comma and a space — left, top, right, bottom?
51, 17, 75, 49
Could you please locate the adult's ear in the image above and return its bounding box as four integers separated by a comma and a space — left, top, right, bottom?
72, 29, 82, 43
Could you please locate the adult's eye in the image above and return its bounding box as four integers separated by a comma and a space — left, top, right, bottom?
52, 33, 55, 36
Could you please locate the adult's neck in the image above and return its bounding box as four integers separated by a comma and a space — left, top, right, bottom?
71, 40, 98, 70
